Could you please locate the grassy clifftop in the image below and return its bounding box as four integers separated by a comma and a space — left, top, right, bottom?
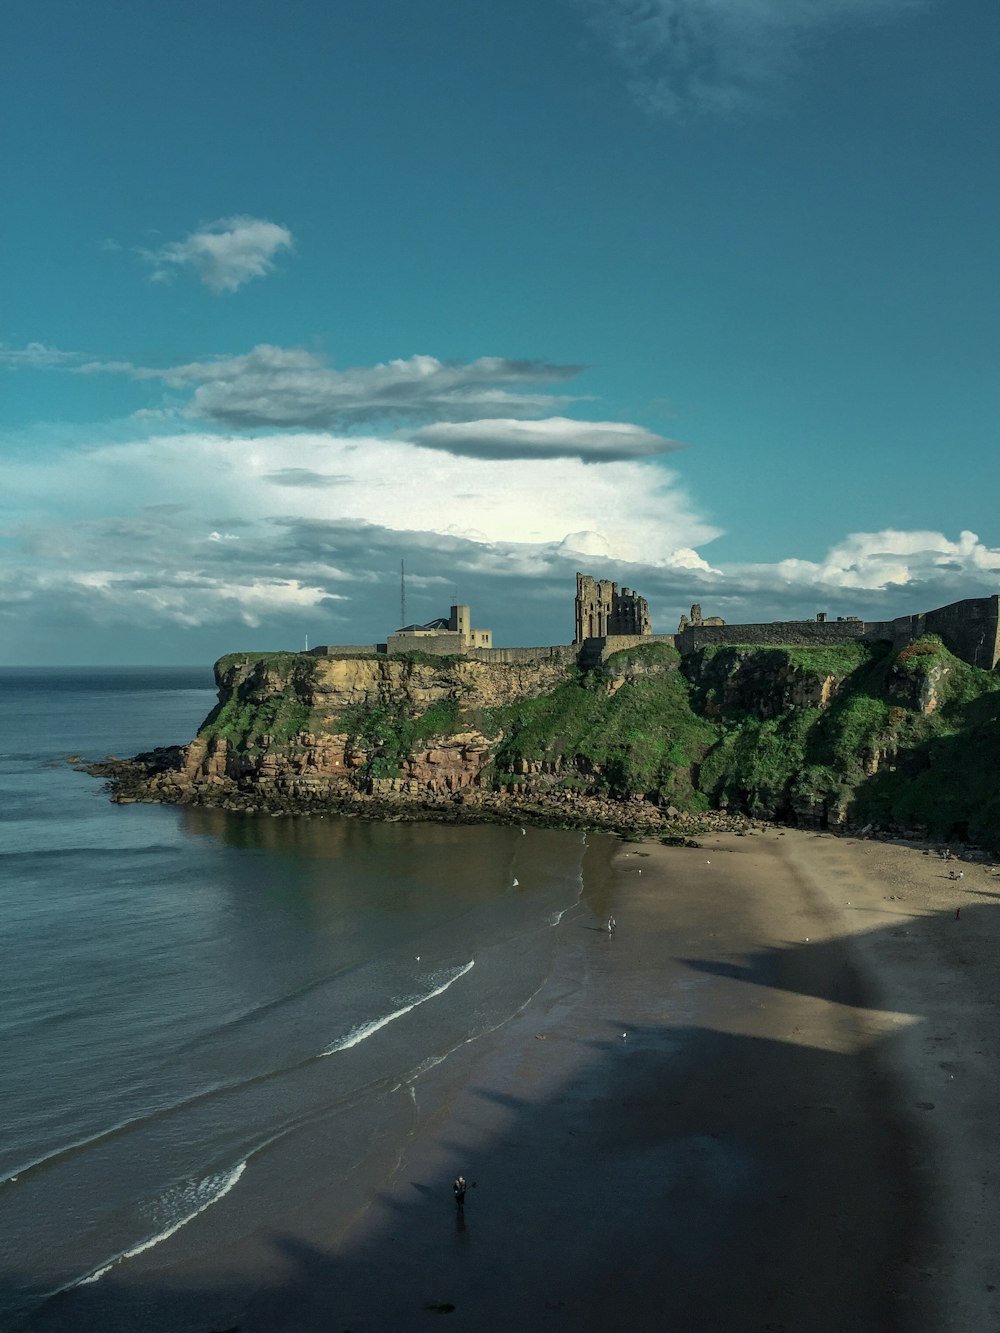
186, 637, 1000, 847
481, 644, 715, 808
690, 637, 1000, 845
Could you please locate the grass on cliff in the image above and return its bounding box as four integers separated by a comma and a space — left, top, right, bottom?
847, 641, 1000, 844
214, 651, 316, 674
335, 697, 462, 779
200, 653, 317, 750
484, 648, 716, 806
695, 638, 1000, 842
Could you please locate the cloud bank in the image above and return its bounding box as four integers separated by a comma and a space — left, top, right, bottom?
3, 425, 997, 664
166, 348, 584, 429
2, 342, 587, 434
137, 215, 294, 293
582, 0, 925, 118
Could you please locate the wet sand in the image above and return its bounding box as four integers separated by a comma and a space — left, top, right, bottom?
30, 829, 1000, 1331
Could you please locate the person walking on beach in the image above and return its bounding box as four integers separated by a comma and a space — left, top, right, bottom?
608, 916, 616, 935
453, 1175, 466, 1209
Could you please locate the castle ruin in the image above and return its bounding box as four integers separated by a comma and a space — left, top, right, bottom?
676, 604, 726, 634
308, 576, 1000, 673
574, 573, 651, 642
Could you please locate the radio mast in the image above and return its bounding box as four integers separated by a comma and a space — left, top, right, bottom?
400, 559, 406, 630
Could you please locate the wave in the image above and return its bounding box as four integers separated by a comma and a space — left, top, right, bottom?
76, 1161, 247, 1286
5, 961, 477, 1190
321, 960, 475, 1057
389, 973, 550, 1097
0, 844, 182, 863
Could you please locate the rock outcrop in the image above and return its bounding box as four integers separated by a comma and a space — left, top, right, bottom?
91, 635, 1000, 849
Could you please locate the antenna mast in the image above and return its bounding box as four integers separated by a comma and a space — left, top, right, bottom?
400, 559, 406, 630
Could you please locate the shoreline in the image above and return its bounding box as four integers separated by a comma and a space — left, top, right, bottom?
87, 754, 990, 852
84, 753, 761, 839
28, 826, 1000, 1330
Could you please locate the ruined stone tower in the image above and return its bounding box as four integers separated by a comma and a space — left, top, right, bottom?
574, 573, 651, 643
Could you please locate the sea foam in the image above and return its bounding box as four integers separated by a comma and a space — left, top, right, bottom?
320, 960, 474, 1057
77, 1160, 247, 1285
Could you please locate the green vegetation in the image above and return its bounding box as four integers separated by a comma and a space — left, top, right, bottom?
215, 650, 315, 675
848, 640, 1000, 843
197, 633, 1000, 847
693, 637, 1000, 845
201, 653, 317, 750
335, 696, 462, 779
601, 641, 680, 672
699, 639, 874, 677
484, 651, 715, 806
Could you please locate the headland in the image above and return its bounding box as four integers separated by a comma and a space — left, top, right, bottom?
88, 574, 1000, 851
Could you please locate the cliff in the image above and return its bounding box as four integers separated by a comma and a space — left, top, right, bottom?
97, 636, 1000, 849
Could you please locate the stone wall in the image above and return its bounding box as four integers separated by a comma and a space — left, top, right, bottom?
309, 594, 999, 672
673, 597, 1000, 670
890, 596, 1000, 670
384, 631, 466, 655
466, 644, 578, 666
308, 644, 381, 658
577, 632, 676, 668
675, 619, 871, 655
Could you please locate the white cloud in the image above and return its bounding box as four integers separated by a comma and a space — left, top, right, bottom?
137, 215, 294, 293
408, 416, 682, 463
768, 528, 1000, 591
6, 419, 997, 659
581, 0, 925, 118
0, 342, 83, 370
0, 427, 716, 650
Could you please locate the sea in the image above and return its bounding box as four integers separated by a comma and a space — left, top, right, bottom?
0, 667, 602, 1330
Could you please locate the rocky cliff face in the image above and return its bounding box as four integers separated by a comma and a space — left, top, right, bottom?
99, 636, 1000, 849
136, 651, 569, 807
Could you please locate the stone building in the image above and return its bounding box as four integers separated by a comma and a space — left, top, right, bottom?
384, 604, 492, 655
309, 576, 999, 673
574, 573, 651, 643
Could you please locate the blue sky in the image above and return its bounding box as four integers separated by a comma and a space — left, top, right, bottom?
2, 0, 999, 664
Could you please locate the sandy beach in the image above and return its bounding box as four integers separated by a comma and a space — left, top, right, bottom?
30, 827, 1000, 1332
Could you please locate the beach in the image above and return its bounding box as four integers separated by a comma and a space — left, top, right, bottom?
26, 824, 1000, 1332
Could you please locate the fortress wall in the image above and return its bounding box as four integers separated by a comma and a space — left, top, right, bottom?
676, 620, 871, 655
599, 632, 675, 659
308, 595, 998, 673
385, 632, 466, 655
906, 596, 1000, 670
574, 633, 675, 667
308, 645, 381, 658
861, 620, 901, 644
467, 645, 577, 666
673, 599, 999, 670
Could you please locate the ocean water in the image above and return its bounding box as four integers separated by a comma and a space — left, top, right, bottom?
0, 668, 595, 1330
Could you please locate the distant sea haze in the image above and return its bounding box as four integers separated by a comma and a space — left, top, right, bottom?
0, 667, 590, 1330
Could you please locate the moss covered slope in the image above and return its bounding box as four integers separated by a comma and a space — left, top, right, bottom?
177, 637, 1000, 846
689, 638, 1000, 844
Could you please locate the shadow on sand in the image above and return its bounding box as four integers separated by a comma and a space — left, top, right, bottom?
16, 899, 993, 1333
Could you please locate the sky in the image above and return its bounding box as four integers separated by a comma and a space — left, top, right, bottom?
2, 0, 999, 664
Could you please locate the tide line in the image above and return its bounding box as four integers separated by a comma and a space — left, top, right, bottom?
75, 1160, 247, 1287
321, 960, 475, 1057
